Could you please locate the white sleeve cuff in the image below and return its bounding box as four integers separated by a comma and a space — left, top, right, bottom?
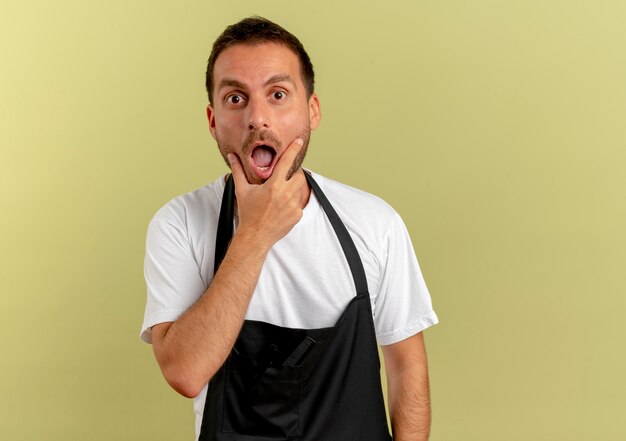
376, 310, 439, 346
140, 308, 189, 344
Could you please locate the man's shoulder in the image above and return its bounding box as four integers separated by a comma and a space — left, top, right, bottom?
149, 175, 225, 227
311, 171, 398, 220
309, 171, 400, 244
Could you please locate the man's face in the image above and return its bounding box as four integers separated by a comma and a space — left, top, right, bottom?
207, 42, 321, 184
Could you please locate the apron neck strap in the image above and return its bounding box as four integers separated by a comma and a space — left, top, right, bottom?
214, 175, 235, 274
214, 172, 369, 295
303, 171, 369, 295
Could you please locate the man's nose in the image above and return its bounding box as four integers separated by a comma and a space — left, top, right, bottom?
247, 99, 270, 131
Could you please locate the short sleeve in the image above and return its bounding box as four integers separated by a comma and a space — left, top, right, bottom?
140, 216, 207, 343
373, 213, 438, 345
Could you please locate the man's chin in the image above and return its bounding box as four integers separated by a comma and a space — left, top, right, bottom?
243, 169, 266, 185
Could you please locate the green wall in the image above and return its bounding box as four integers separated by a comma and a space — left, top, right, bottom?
1, 1, 624, 439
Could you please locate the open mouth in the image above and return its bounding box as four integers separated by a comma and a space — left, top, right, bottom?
250, 144, 278, 180
251, 145, 276, 169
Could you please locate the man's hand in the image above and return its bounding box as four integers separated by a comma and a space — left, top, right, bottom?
228, 137, 308, 248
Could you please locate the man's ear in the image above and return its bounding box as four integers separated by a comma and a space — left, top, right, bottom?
206, 105, 217, 140
308, 93, 321, 131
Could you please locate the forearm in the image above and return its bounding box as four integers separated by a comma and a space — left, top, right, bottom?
383, 333, 431, 441
154, 227, 271, 397
387, 363, 431, 441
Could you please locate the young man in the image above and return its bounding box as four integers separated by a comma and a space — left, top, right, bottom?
141, 16, 438, 441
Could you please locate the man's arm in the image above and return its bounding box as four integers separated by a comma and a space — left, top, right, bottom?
151, 139, 307, 398
381, 331, 431, 441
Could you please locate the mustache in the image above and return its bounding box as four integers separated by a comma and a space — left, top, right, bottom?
243, 130, 282, 153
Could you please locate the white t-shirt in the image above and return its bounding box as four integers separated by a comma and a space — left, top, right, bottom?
141, 171, 438, 439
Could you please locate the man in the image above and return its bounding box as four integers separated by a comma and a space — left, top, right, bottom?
141, 16, 438, 441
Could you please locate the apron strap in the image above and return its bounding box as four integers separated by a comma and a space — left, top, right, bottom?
214, 175, 235, 274
304, 171, 369, 295
214, 172, 369, 296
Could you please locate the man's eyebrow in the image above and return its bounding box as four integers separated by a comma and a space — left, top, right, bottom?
264, 74, 296, 89
217, 78, 247, 92
216, 74, 296, 93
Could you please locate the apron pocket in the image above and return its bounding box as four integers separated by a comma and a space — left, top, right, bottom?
222, 354, 302, 438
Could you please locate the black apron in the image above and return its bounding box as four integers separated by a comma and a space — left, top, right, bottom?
199, 172, 392, 441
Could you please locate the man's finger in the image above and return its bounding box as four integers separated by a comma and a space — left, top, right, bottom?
227, 153, 248, 190
271, 138, 304, 182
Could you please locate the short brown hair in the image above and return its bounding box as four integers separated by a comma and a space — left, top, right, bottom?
205, 16, 315, 105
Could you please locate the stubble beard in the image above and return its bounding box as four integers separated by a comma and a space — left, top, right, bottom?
216, 128, 310, 184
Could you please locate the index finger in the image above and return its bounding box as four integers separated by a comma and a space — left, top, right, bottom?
270, 138, 304, 182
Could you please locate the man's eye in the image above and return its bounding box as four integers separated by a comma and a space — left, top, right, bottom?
226, 95, 244, 104
272, 91, 285, 100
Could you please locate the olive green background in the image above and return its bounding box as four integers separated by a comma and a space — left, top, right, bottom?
1, 0, 624, 440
